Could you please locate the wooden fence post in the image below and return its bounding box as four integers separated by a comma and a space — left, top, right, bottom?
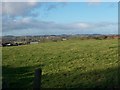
33, 68, 42, 90
2, 80, 9, 90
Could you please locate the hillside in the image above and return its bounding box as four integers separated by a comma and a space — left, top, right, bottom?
2, 39, 119, 89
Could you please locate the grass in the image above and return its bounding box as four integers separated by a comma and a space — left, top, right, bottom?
2, 39, 119, 89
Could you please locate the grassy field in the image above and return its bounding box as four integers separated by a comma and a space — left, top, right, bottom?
2, 39, 119, 89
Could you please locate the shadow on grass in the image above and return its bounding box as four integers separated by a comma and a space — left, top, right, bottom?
2, 65, 120, 89
2, 65, 41, 90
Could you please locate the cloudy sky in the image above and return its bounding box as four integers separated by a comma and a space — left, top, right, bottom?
1, 0, 119, 36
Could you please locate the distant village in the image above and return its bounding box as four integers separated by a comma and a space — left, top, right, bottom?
0, 34, 119, 47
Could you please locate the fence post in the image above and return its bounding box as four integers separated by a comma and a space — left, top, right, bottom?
2, 80, 9, 90
33, 68, 42, 90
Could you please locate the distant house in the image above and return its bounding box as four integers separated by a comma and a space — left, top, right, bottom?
2, 43, 12, 46
30, 42, 39, 44
0, 41, 2, 46
6, 43, 11, 46
113, 35, 119, 39
46, 37, 49, 39
62, 38, 67, 41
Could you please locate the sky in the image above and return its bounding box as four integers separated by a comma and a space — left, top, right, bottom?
1, 0, 119, 36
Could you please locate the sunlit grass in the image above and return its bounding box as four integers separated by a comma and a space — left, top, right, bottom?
2, 39, 119, 89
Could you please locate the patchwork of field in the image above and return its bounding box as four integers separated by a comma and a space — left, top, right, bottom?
2, 39, 119, 89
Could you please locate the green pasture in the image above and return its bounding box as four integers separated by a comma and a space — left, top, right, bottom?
2, 39, 119, 89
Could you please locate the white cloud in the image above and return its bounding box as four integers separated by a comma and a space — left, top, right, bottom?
2, 2, 66, 18
73, 23, 91, 29
2, 0, 119, 2
2, 17, 117, 32
87, 0, 101, 2
2, 2, 40, 17
87, 0, 101, 5
27, 0, 38, 5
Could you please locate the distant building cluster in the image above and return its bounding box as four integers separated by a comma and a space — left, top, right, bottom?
0, 34, 119, 47
1, 35, 69, 47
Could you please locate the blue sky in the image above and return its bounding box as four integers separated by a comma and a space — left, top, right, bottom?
2, 1, 118, 36
41, 2, 117, 23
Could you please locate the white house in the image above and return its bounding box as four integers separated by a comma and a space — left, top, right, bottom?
30, 42, 39, 44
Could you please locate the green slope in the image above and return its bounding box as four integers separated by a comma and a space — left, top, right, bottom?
2, 39, 119, 89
